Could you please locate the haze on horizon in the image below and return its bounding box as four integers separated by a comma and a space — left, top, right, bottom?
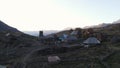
0, 0, 120, 31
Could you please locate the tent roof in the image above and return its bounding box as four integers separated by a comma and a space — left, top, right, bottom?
70, 31, 78, 35
67, 36, 77, 41
83, 37, 100, 44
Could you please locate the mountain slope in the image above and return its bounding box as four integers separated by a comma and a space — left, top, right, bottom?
0, 21, 19, 32
0, 20, 42, 65
113, 19, 120, 23
94, 23, 120, 35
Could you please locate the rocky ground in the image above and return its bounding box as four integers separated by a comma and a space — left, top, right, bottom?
6, 42, 119, 68
0, 22, 120, 68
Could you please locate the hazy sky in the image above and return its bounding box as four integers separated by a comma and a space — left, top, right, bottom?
0, 0, 120, 31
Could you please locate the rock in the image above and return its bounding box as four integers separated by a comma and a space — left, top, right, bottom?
48, 56, 61, 63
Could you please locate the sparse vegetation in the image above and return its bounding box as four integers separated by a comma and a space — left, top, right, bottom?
0, 21, 120, 68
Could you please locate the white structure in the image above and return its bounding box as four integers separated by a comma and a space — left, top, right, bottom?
83, 37, 100, 45
63, 34, 68, 39
59, 34, 68, 42
48, 56, 61, 63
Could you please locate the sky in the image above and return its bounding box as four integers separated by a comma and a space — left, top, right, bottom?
0, 0, 120, 31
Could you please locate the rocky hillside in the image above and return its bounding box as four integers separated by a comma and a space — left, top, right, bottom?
0, 21, 19, 32
0, 20, 120, 68
0, 21, 44, 66
23, 22, 120, 68
94, 23, 120, 35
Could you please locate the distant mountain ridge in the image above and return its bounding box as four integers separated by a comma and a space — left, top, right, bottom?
23, 30, 59, 36
0, 20, 19, 32
83, 23, 113, 29
113, 19, 120, 23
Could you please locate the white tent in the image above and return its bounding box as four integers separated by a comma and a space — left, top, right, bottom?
83, 37, 100, 45
70, 31, 78, 35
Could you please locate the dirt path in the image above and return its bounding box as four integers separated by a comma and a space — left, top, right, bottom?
10, 44, 50, 68
21, 45, 50, 68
